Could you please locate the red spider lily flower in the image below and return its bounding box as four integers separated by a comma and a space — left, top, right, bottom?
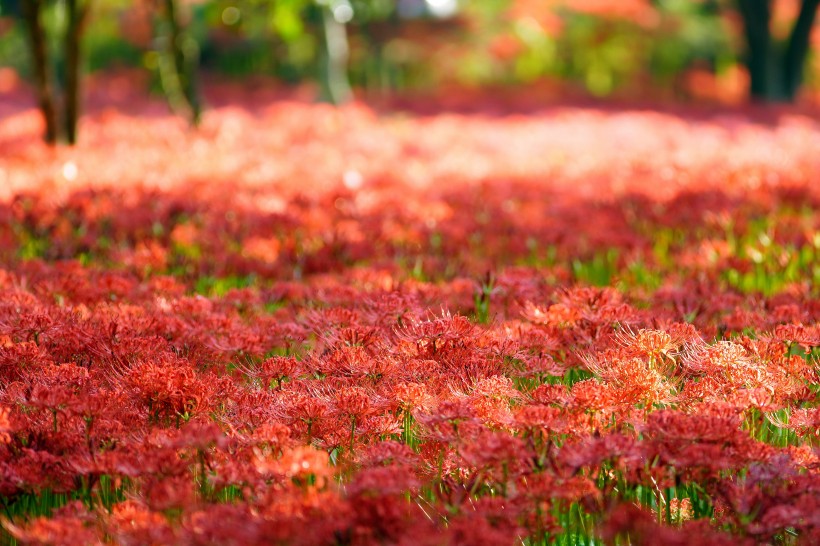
394, 309, 477, 356
514, 405, 569, 436
6, 448, 76, 494
515, 351, 566, 379
568, 379, 622, 414
359, 414, 404, 441
522, 301, 580, 328
643, 407, 745, 444
142, 474, 197, 512
3, 502, 99, 546
411, 502, 524, 546
333, 386, 374, 421
0, 406, 12, 444
393, 381, 436, 415
530, 383, 570, 406
521, 472, 602, 507
347, 464, 421, 498
237, 355, 301, 390
247, 421, 292, 451
106, 500, 177, 545
768, 408, 820, 439
556, 433, 644, 476
601, 503, 755, 546
581, 351, 677, 407
267, 446, 333, 488
0, 341, 51, 384
417, 399, 481, 442
357, 440, 419, 468
456, 428, 531, 486
122, 357, 231, 421
156, 419, 230, 451
612, 326, 686, 360
772, 323, 820, 349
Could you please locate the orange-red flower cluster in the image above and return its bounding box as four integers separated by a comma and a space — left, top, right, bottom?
0, 82, 819, 544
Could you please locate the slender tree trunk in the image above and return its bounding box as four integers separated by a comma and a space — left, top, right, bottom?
21, 0, 58, 144
160, 0, 201, 125
319, 5, 352, 105
783, 0, 820, 99
64, 0, 89, 145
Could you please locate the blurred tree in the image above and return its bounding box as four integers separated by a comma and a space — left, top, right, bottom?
65, 0, 91, 143
735, 0, 820, 101
20, 0, 58, 143
216, 0, 353, 104
156, 0, 201, 124
263, 0, 396, 104
316, 0, 353, 104
18, 0, 90, 144
505, 0, 819, 102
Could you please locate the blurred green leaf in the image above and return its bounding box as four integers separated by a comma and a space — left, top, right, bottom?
272, 0, 307, 42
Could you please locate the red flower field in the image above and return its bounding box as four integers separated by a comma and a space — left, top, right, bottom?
0, 77, 819, 545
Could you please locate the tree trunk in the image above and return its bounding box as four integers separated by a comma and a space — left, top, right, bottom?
318, 5, 352, 105
737, 0, 820, 101
783, 0, 820, 100
160, 0, 201, 125
737, 0, 774, 100
21, 0, 58, 144
64, 0, 89, 145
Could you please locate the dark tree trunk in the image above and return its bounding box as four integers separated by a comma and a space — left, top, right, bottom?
737, 0, 774, 100
64, 0, 89, 145
21, 0, 58, 144
783, 0, 820, 99
737, 0, 820, 101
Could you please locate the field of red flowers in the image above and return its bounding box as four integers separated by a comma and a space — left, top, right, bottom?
1, 78, 819, 545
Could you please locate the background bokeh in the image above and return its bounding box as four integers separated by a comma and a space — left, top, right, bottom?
3, 0, 820, 107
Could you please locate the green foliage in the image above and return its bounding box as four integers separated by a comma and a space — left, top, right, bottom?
572, 249, 619, 287
194, 274, 257, 297
0, 0, 758, 97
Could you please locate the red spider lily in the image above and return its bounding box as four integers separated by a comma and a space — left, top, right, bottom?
0, 406, 12, 445
0, 341, 51, 385
772, 323, 820, 349
393, 380, 436, 415
5, 448, 76, 494
581, 351, 678, 407
282, 392, 331, 442
529, 383, 570, 406
142, 474, 197, 512
2, 502, 98, 546
236, 355, 301, 390
601, 503, 755, 546
769, 408, 820, 439
106, 500, 177, 545
2, 82, 820, 544
357, 440, 419, 468
393, 310, 477, 356
514, 404, 570, 436
643, 407, 745, 445
556, 433, 644, 477
121, 357, 232, 422
521, 472, 602, 510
